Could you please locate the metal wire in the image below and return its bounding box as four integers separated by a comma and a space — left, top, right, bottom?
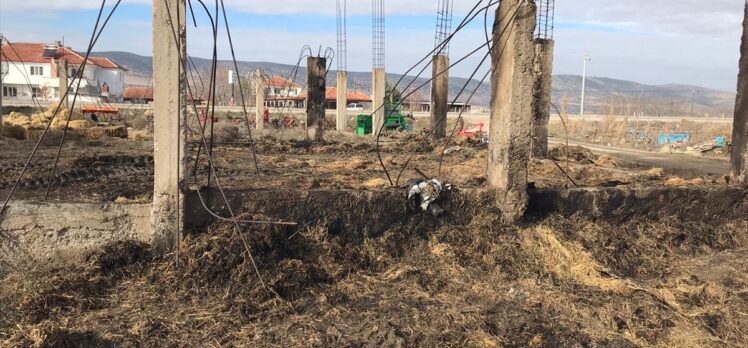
164, 0, 296, 299
0, 0, 120, 215
365, 0, 499, 186
378, 0, 528, 185
46, 0, 122, 200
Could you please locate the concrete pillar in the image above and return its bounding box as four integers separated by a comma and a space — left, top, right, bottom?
372, 68, 386, 136
152, 0, 187, 253
732, 2, 748, 184
531, 38, 555, 158
0, 54, 3, 131
58, 59, 69, 108
255, 69, 265, 130
431, 54, 449, 138
486, 0, 537, 223
336, 71, 348, 131
307, 57, 327, 142
0, 43, 4, 130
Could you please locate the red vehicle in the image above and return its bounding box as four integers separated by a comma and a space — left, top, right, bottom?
80, 106, 119, 123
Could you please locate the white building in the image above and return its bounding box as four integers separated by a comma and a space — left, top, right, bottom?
0, 41, 126, 103
264, 76, 303, 108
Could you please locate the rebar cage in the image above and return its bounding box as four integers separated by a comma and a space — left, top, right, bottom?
535, 0, 555, 40
435, 0, 454, 56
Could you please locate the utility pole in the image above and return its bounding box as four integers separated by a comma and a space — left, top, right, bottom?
580, 52, 591, 116
691, 89, 696, 118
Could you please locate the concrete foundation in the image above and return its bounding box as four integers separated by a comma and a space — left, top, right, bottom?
336, 71, 348, 132
307, 57, 327, 142
531, 39, 554, 158
3, 186, 745, 269
431, 55, 449, 139
372, 68, 386, 136
151, 0, 187, 254
731, 2, 748, 184
255, 69, 265, 130
486, 0, 537, 223
0, 202, 152, 269
58, 59, 69, 108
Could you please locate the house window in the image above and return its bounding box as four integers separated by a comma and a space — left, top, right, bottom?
31, 87, 42, 97
30, 66, 44, 76
3, 86, 18, 97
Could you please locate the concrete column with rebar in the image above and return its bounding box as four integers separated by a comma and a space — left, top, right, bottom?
307, 57, 327, 142
255, 69, 265, 130
531, 38, 554, 158
372, 68, 386, 136
731, 1, 748, 184
487, 0, 537, 223
336, 71, 348, 131
431, 54, 449, 138
152, 0, 187, 253
0, 43, 4, 130
58, 59, 69, 108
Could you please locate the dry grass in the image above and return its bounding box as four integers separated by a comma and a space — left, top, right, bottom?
2, 214, 746, 347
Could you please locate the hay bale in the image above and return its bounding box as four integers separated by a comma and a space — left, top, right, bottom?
127, 129, 153, 141
52, 119, 94, 129
69, 120, 93, 129
6, 113, 31, 127
78, 127, 106, 140
2, 124, 29, 140
105, 126, 128, 138
25, 128, 78, 146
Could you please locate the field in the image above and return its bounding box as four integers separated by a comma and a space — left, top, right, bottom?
1, 110, 747, 347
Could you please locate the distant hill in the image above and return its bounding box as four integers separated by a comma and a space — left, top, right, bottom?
94, 51, 736, 115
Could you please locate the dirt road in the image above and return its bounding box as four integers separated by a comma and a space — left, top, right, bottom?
549, 138, 730, 177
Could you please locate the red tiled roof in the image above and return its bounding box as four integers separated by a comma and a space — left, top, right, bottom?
123, 87, 154, 100
0, 42, 125, 70
265, 76, 300, 88
295, 88, 372, 103
89, 57, 124, 70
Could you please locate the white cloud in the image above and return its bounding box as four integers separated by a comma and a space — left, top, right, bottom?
556, 0, 742, 37
1, 0, 149, 11
1, 0, 744, 90
0, 0, 477, 15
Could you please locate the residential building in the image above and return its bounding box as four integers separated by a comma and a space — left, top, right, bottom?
273, 87, 372, 110
264, 76, 303, 108
0, 41, 126, 103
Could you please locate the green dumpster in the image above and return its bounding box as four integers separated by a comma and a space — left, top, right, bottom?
356, 114, 372, 135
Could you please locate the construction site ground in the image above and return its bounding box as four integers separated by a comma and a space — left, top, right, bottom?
0, 125, 734, 203
1, 124, 747, 347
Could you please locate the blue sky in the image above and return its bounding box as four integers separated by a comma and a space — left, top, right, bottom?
0, 0, 743, 91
